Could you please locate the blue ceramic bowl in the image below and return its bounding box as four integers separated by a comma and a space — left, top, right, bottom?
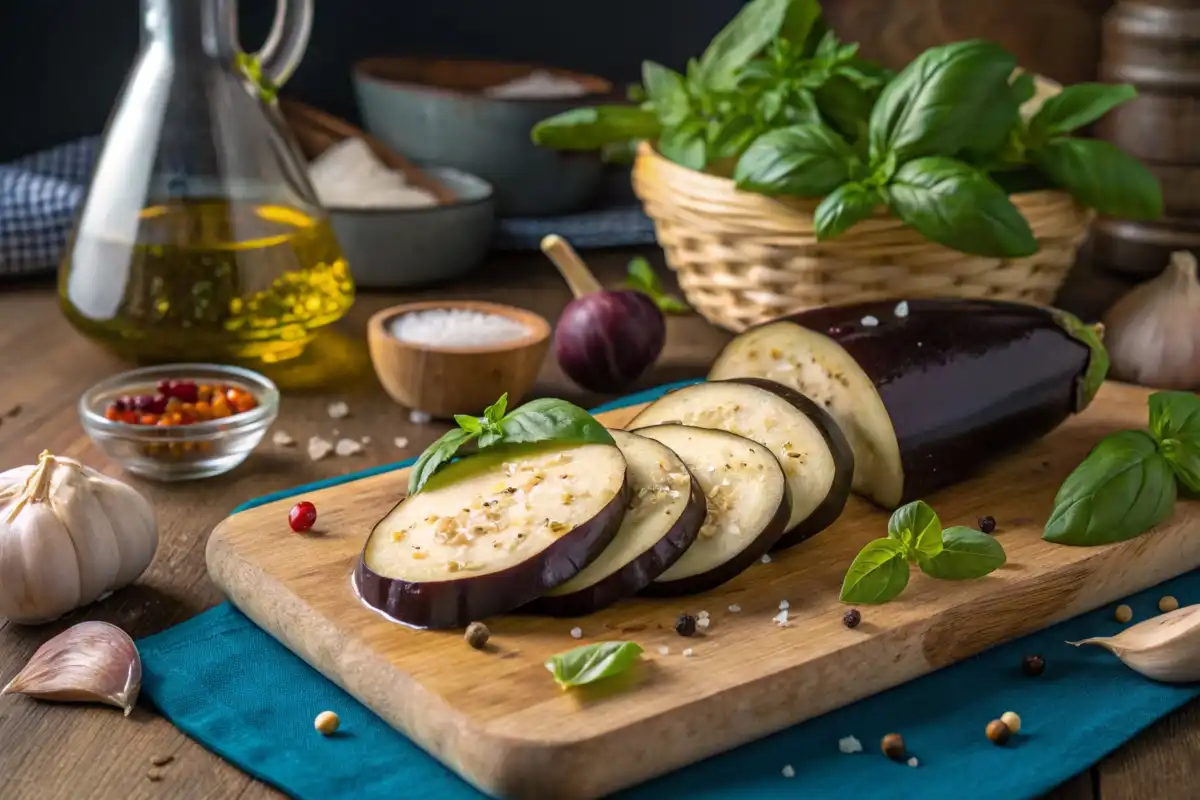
328, 166, 495, 289
353, 57, 615, 218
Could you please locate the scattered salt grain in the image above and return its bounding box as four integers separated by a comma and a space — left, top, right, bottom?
327, 401, 350, 419
682, 648, 694, 658
308, 436, 334, 461
657, 646, 670, 656
484, 70, 592, 100
332, 429, 340, 437
861, 315, 880, 327
728, 604, 742, 613
410, 410, 432, 425
778, 600, 790, 610
335, 438, 364, 457
394, 436, 410, 449
390, 308, 531, 349
272, 430, 295, 447
698, 610, 710, 619
781, 765, 795, 778
361, 436, 371, 444
308, 138, 437, 209
760, 553, 772, 564
570, 627, 583, 639
894, 300, 910, 318
838, 735, 863, 754
696, 617, 710, 632
907, 757, 919, 768
773, 609, 790, 627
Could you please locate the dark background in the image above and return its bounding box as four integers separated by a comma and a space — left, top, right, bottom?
0, 0, 744, 161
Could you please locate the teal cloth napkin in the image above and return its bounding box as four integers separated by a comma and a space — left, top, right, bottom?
136, 380, 1200, 799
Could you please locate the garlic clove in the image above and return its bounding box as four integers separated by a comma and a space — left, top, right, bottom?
1, 621, 143, 715
1068, 604, 1200, 683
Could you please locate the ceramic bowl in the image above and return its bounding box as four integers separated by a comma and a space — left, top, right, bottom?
353, 57, 614, 217
367, 300, 551, 418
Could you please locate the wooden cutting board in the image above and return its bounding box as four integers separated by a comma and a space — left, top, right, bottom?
206, 381, 1200, 800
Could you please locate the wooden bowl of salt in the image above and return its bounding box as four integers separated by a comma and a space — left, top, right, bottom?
367, 301, 551, 418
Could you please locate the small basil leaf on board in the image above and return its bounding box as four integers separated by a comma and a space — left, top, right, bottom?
814, 182, 878, 240
626, 256, 663, 296
1029, 83, 1137, 137
641, 61, 691, 127
1043, 430, 1178, 546
545, 641, 644, 688
483, 393, 509, 425
659, 125, 708, 170
868, 39, 1017, 163
1149, 391, 1200, 445
407, 428, 479, 494
531, 106, 662, 151
887, 499, 942, 560
696, 0, 792, 91
495, 398, 616, 447
917, 526, 1006, 580
887, 157, 1038, 257
733, 124, 854, 196
840, 539, 910, 604
1032, 138, 1163, 220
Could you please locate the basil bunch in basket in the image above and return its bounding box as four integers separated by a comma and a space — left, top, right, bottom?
531, 0, 1163, 259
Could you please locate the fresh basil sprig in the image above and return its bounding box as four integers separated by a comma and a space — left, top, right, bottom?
625, 257, 691, 314
407, 394, 615, 494
841, 500, 1006, 604
545, 641, 644, 689
1150, 391, 1200, 492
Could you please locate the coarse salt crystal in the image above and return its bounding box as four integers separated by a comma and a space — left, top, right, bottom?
894, 300, 910, 318
772, 609, 790, 627
307, 436, 333, 461
272, 430, 295, 447
657, 646, 669, 656
327, 401, 350, 419
760, 553, 772, 564
698, 610, 710, 619
332, 429, 340, 437
728, 604, 742, 613
335, 438, 364, 457
394, 436, 410, 448
410, 410, 432, 424
390, 308, 531, 349
570, 627, 583, 639
781, 765, 795, 778
361, 436, 371, 444
861, 315, 880, 327
682, 648, 694, 658
696, 617, 710, 631
907, 757, 919, 768
838, 735, 863, 754
778, 600, 790, 610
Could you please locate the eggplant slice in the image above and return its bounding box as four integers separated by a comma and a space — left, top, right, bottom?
628, 378, 854, 549
527, 430, 705, 616
356, 441, 629, 628
635, 425, 790, 596
709, 298, 1106, 509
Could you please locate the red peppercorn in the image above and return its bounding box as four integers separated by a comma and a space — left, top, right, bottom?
289, 501, 317, 533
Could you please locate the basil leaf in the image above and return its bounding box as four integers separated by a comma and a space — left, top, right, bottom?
840, 539, 910, 604
814, 182, 878, 240
642, 61, 691, 127
1032, 138, 1162, 220
495, 398, 615, 447
869, 39, 1017, 163
697, 0, 793, 91
815, 74, 876, 144
659, 125, 707, 170
626, 256, 662, 295
917, 526, 1006, 580
888, 499, 943, 561
1043, 430, 1177, 546
1030, 83, 1137, 137
1149, 391, 1200, 491
1158, 438, 1200, 493
733, 124, 854, 196
407, 428, 478, 494
1011, 72, 1037, 106
887, 157, 1038, 257
545, 641, 644, 688
707, 114, 761, 161
531, 106, 661, 151
780, 0, 822, 49
959, 78, 1021, 161
454, 414, 483, 434
483, 393, 508, 425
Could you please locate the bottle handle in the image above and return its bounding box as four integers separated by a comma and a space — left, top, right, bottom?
256, 0, 313, 90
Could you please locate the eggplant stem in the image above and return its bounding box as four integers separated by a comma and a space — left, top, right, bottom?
541, 234, 604, 298
1089, 322, 1105, 340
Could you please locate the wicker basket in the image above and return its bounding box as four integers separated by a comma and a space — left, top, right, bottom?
631, 107, 1093, 332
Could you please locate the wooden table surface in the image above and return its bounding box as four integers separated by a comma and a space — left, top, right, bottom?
0, 247, 1196, 799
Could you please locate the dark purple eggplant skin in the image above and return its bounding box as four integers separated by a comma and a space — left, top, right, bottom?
715, 377, 855, 549
354, 475, 630, 630
778, 298, 1099, 504
555, 290, 665, 394
523, 473, 706, 617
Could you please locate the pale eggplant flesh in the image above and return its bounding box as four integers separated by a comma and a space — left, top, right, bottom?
634, 424, 791, 596
708, 298, 1108, 509
628, 378, 854, 549
355, 441, 629, 629
526, 429, 705, 617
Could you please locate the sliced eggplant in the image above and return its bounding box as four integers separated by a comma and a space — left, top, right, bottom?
709, 298, 1108, 509
634, 424, 790, 596
355, 441, 629, 629
527, 430, 705, 616
628, 378, 854, 549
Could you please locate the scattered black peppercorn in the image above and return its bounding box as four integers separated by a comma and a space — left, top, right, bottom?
881, 733, 906, 761
464, 621, 490, 649
1021, 654, 1045, 677
843, 609, 862, 629
675, 613, 697, 637
978, 515, 996, 534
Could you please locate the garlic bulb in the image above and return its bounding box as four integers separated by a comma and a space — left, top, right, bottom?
2, 621, 142, 714
0, 451, 158, 624
1068, 604, 1200, 683
1103, 250, 1200, 389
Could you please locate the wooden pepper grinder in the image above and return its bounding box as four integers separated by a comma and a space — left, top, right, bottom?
1092, 0, 1200, 277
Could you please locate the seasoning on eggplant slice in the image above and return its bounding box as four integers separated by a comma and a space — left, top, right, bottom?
628, 378, 854, 548
526, 430, 705, 617
355, 441, 629, 629
635, 424, 791, 596
708, 298, 1108, 509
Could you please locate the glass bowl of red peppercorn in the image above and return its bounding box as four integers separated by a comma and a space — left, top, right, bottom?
79, 364, 279, 481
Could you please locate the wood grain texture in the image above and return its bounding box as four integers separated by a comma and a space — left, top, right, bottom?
209, 380, 1198, 800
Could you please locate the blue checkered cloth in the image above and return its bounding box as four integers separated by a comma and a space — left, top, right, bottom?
0, 137, 654, 277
